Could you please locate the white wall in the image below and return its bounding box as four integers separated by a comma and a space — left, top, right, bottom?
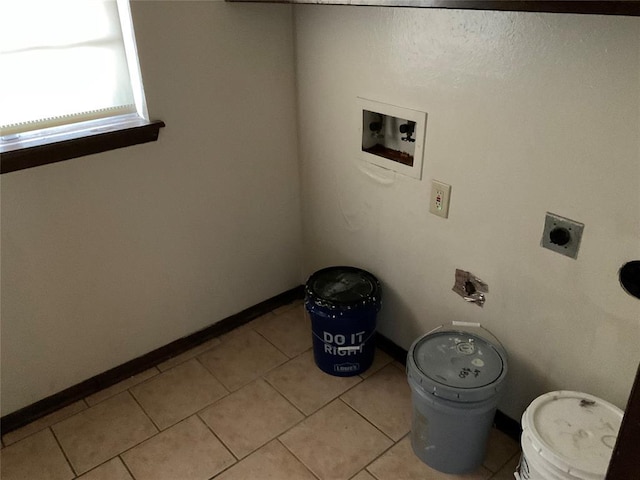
0, 1, 301, 416
295, 6, 640, 419
2, 2, 638, 424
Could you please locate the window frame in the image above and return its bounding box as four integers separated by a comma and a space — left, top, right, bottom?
0, 0, 164, 175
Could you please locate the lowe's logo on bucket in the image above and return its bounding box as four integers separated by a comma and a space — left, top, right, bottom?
334, 362, 360, 373
323, 331, 366, 356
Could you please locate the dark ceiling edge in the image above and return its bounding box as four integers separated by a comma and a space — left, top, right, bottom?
225, 0, 640, 16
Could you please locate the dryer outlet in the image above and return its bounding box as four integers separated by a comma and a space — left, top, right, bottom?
541, 212, 584, 259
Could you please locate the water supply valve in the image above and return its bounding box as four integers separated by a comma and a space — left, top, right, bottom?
400, 122, 416, 142
369, 115, 384, 139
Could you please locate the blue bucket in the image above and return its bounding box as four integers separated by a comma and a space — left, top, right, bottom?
305, 266, 381, 376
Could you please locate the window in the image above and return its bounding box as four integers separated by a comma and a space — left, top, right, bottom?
0, 0, 164, 174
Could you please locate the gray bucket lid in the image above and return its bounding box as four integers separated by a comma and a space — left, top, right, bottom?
407, 329, 507, 402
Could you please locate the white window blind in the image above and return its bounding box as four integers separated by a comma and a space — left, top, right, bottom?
0, 0, 148, 138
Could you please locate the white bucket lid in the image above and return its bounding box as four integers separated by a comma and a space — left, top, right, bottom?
521, 391, 623, 479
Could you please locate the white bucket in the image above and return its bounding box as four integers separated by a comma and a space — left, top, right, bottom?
515, 391, 623, 480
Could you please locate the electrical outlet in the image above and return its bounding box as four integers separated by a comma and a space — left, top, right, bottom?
429, 180, 451, 218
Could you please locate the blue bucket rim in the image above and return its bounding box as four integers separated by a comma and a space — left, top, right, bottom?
305, 266, 381, 310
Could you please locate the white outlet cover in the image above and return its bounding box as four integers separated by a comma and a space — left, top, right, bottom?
429, 180, 451, 218
358, 97, 427, 180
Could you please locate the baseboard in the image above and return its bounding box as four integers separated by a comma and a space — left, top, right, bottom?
1, 286, 521, 443
494, 409, 522, 441
375, 332, 410, 366
0, 285, 304, 434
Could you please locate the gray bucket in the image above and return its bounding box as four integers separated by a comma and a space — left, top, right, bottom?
406, 322, 508, 474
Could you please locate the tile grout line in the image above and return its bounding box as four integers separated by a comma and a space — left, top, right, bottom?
276, 437, 322, 480
191, 414, 239, 469
254, 375, 309, 419
207, 328, 509, 479
487, 450, 522, 479
247, 319, 310, 372
262, 366, 362, 418
157, 342, 221, 372
275, 396, 401, 480
2, 399, 90, 447
259, 363, 315, 418
196, 373, 313, 462
80, 391, 163, 478
195, 410, 242, 463
191, 355, 235, 400
275, 437, 325, 480
362, 432, 411, 478
134, 307, 305, 422
336, 396, 400, 444
114, 413, 237, 480
87, 312, 303, 445
243, 358, 335, 477
84, 367, 161, 409
126, 390, 162, 434
252, 326, 295, 359
192, 328, 292, 394
46, 384, 167, 479
49, 425, 80, 478
189, 307, 311, 474
118, 455, 137, 480
194, 354, 248, 395
53, 392, 162, 478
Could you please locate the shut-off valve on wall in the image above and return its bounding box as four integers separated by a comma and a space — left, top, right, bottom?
400, 122, 416, 142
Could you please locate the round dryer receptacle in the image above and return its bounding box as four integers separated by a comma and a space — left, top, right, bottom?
619, 260, 640, 300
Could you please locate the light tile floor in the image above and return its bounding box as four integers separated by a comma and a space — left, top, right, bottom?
1, 301, 521, 480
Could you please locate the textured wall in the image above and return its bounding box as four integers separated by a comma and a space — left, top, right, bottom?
295, 6, 640, 419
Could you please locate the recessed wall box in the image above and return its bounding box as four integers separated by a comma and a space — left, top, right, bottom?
358, 97, 427, 180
